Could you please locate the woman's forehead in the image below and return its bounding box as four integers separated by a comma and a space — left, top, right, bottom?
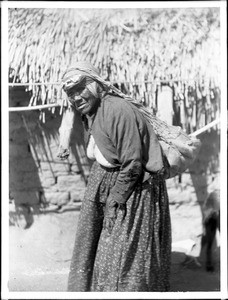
62, 75, 88, 91
66, 85, 85, 95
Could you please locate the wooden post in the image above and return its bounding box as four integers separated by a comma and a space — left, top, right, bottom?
157, 85, 173, 125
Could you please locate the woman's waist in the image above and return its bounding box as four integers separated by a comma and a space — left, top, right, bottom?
99, 163, 120, 172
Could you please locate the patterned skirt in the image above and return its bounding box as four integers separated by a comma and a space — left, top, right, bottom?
67, 161, 171, 292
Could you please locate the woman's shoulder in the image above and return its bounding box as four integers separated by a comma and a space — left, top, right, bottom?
103, 93, 126, 105
102, 93, 133, 116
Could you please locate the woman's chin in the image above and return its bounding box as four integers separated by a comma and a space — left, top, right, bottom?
78, 106, 91, 115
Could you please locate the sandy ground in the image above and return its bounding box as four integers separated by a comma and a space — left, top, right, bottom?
7, 204, 221, 294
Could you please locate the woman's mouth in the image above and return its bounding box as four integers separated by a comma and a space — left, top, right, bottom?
77, 103, 88, 111
75, 99, 87, 109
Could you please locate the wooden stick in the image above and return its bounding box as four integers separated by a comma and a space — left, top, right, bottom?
189, 118, 220, 137
9, 82, 60, 86
8, 104, 220, 138
8, 77, 218, 87
8, 103, 60, 112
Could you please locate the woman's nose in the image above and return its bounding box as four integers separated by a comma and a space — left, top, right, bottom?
73, 95, 82, 101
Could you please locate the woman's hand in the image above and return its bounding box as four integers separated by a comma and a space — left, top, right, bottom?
57, 146, 70, 160
103, 200, 117, 234
103, 196, 126, 234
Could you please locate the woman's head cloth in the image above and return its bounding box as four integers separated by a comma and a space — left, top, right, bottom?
61, 61, 100, 92
61, 61, 126, 100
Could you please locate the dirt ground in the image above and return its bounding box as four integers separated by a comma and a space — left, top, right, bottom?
7, 202, 221, 295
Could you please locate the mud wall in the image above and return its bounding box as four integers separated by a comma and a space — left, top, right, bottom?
9, 87, 92, 226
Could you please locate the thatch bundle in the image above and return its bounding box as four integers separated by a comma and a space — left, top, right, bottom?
9, 7, 220, 130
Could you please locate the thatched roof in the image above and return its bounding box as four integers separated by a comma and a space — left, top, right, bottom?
9, 7, 220, 110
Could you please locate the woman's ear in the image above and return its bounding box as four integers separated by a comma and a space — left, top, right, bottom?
96, 83, 106, 98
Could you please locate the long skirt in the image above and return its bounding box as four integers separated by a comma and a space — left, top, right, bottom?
67, 161, 171, 292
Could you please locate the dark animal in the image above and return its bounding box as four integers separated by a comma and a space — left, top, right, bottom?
201, 190, 220, 272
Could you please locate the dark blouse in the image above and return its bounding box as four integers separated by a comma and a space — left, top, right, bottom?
90, 94, 164, 204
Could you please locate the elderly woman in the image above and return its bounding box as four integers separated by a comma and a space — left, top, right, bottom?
58, 61, 171, 292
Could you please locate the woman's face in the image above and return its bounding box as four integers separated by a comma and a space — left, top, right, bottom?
66, 85, 99, 115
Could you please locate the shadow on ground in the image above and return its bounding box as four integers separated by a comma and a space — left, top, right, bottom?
8, 211, 220, 292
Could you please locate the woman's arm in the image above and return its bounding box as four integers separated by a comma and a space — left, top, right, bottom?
106, 102, 143, 205
57, 106, 76, 160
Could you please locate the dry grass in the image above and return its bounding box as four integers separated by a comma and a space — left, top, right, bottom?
8, 8, 220, 128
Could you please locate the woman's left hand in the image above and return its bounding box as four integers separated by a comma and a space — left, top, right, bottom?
103, 196, 126, 234
103, 196, 118, 234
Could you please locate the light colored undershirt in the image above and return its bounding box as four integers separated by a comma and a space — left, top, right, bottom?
86, 134, 115, 168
